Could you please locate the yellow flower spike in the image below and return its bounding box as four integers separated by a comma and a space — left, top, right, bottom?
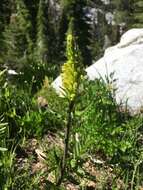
61, 18, 83, 101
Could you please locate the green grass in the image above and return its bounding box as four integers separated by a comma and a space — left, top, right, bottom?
0, 69, 143, 189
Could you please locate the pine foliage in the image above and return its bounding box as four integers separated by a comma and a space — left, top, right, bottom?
4, 0, 32, 70
132, 0, 143, 28
111, 0, 132, 27
0, 0, 11, 64
35, 0, 49, 66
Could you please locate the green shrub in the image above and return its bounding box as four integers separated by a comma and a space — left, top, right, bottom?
72, 78, 142, 159
0, 69, 65, 140
71, 78, 143, 188
19, 109, 63, 138
0, 85, 36, 139
72, 78, 122, 157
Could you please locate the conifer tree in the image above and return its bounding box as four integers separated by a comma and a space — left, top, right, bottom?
0, 0, 11, 31
111, 0, 143, 36
4, 0, 32, 70
24, 0, 39, 43
131, 0, 143, 28
90, 0, 110, 56
0, 0, 11, 64
112, 0, 128, 24
0, 23, 5, 64
35, 0, 50, 67
107, 0, 132, 43
111, 0, 133, 30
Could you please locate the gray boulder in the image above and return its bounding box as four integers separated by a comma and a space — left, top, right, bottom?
52, 28, 143, 114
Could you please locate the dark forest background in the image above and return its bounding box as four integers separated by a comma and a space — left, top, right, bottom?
0, 0, 143, 91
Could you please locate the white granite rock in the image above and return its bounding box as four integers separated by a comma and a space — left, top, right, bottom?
52, 28, 143, 113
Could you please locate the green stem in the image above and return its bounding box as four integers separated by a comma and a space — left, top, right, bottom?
56, 100, 74, 186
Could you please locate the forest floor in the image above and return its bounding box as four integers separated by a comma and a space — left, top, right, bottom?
15, 132, 143, 190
